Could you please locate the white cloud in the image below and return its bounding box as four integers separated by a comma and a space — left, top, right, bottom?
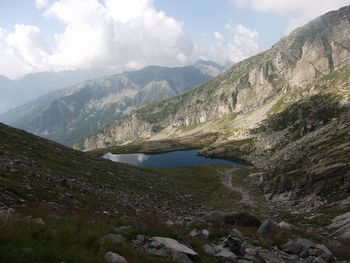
6, 25, 51, 71
0, 28, 5, 38
214, 32, 223, 40
0, 0, 261, 78
0, 0, 201, 78
35, 0, 49, 9
202, 22, 260, 65
230, 0, 350, 32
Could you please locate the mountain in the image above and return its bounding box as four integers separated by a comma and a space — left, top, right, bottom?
0, 61, 224, 146
79, 6, 350, 199
0, 68, 119, 114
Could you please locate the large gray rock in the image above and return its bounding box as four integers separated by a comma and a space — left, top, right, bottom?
152, 237, 198, 256
104, 252, 127, 263
282, 238, 316, 256
257, 219, 276, 235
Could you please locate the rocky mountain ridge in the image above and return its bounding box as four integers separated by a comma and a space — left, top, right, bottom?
0, 68, 120, 114
0, 61, 223, 146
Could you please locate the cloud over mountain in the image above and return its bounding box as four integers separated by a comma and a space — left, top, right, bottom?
231, 0, 350, 32
0, 0, 265, 79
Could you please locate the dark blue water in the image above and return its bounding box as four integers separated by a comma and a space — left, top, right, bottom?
102, 150, 243, 168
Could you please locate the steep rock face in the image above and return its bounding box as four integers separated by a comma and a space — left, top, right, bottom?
0, 61, 222, 146
80, 6, 350, 150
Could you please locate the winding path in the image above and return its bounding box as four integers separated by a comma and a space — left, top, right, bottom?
220, 168, 255, 207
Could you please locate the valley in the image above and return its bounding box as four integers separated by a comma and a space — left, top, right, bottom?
0, 4, 350, 263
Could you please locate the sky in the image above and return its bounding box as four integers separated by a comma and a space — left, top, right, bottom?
0, 0, 349, 79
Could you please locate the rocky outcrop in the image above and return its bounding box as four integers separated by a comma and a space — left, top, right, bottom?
329, 212, 350, 241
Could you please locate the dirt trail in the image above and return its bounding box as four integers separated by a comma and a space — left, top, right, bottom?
220, 168, 255, 207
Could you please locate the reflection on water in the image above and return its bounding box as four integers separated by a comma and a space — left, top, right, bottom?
102, 150, 243, 168
102, 152, 149, 165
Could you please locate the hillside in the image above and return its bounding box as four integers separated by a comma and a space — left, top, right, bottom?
1, 123, 350, 262
79, 6, 350, 199
0, 61, 223, 146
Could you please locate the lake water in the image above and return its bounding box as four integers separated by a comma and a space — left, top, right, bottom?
102, 150, 243, 168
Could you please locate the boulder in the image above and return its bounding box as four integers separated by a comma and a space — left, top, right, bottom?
282, 238, 316, 256
257, 219, 276, 235
104, 252, 127, 263
152, 237, 198, 256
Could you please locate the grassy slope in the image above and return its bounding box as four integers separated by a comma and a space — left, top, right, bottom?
0, 122, 256, 262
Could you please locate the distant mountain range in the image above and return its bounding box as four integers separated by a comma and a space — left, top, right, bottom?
0, 68, 120, 114
0, 61, 224, 146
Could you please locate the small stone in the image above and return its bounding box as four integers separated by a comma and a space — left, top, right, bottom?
32, 218, 45, 225
113, 225, 132, 232
134, 235, 148, 245
166, 220, 174, 226
202, 244, 216, 256
215, 249, 237, 262
224, 235, 242, 254
100, 234, 126, 245
278, 221, 294, 230
152, 237, 198, 256
230, 228, 243, 239
201, 229, 209, 238
104, 251, 127, 263
189, 229, 200, 237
